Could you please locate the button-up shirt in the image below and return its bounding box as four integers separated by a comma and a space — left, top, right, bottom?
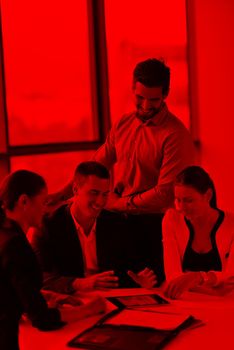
94, 103, 195, 213
71, 211, 98, 276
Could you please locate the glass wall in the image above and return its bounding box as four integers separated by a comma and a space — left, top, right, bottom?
11, 150, 95, 192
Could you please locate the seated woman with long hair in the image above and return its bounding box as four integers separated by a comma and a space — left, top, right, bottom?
0, 170, 67, 350
163, 166, 234, 299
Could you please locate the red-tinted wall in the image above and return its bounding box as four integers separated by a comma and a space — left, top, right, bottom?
188, 0, 234, 211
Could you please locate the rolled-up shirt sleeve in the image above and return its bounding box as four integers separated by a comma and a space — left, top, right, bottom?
132, 129, 196, 213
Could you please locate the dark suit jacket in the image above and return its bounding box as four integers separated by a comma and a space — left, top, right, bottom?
32, 205, 164, 293
0, 219, 63, 350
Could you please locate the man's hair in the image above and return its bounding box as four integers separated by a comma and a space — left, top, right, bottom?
74, 161, 110, 182
133, 58, 170, 96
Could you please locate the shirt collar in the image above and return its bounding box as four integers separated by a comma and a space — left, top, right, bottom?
70, 208, 96, 239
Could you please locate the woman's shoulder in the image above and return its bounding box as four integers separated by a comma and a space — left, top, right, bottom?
162, 209, 186, 233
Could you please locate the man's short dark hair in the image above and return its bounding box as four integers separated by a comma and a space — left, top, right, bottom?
133, 58, 170, 96
74, 161, 110, 181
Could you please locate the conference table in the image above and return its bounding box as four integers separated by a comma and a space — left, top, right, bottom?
19, 288, 234, 350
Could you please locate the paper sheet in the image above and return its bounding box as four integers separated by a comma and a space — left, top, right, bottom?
104, 309, 192, 331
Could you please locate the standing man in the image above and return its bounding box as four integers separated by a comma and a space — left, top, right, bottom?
94, 58, 195, 213
48, 58, 195, 215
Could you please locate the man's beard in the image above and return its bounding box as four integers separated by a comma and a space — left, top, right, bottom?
136, 107, 160, 121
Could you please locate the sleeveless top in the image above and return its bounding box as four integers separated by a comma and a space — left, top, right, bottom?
182, 210, 224, 272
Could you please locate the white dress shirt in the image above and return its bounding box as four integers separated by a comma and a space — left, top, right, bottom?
71, 211, 99, 276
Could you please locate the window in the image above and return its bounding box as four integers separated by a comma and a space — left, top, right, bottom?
0, 0, 191, 187
105, 0, 190, 127
11, 151, 95, 192
1, 0, 96, 145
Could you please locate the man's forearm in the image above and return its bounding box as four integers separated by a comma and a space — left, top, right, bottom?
56, 182, 73, 201
131, 184, 174, 213
47, 182, 73, 208
106, 184, 174, 214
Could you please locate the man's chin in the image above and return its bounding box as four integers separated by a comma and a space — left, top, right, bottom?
136, 110, 158, 120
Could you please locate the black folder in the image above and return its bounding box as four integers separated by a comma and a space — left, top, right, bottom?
67, 307, 200, 350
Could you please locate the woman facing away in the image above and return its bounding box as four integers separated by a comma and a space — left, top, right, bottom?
162, 166, 234, 299
0, 170, 104, 350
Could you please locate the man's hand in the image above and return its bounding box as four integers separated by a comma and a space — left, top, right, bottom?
105, 192, 127, 212
73, 271, 119, 291
164, 272, 202, 299
128, 268, 157, 288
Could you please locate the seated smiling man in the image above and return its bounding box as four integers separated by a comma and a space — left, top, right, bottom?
31, 161, 158, 294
